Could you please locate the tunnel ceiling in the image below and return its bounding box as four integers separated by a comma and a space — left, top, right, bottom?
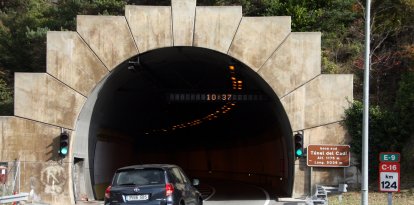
95, 47, 283, 149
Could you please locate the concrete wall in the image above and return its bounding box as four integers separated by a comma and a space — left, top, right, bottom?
0, 0, 355, 203
292, 122, 359, 197
0, 117, 73, 204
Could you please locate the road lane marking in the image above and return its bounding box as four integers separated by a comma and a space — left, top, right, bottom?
256, 186, 270, 205
203, 185, 216, 201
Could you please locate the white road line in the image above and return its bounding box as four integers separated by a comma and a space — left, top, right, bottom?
256, 186, 270, 205
203, 185, 216, 201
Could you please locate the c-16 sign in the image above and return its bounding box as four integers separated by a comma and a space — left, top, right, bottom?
307, 145, 350, 167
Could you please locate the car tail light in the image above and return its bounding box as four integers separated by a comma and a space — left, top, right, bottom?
105, 186, 111, 199
165, 183, 174, 196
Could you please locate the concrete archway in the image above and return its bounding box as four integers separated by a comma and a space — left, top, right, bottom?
75, 46, 294, 199
0, 0, 354, 204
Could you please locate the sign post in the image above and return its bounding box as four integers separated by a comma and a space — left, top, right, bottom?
379, 152, 400, 205
307, 145, 350, 198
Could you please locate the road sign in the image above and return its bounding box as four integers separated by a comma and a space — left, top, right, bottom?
307, 145, 350, 167
380, 152, 400, 162
379, 162, 400, 192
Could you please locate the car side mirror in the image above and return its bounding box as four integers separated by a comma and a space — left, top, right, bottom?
192, 179, 200, 186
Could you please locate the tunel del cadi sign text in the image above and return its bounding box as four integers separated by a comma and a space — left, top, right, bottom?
307, 145, 350, 167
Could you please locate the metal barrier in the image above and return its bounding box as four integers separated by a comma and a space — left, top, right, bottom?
0, 160, 30, 204
0, 193, 29, 204
310, 184, 348, 205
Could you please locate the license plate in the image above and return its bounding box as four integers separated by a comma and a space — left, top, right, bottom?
126, 194, 149, 201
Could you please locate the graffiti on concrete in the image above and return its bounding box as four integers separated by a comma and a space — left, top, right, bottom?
40, 161, 66, 195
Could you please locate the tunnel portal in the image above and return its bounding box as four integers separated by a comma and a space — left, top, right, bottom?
1, 2, 354, 204
88, 47, 293, 198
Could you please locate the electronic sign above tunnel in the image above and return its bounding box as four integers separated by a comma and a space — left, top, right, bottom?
166, 92, 270, 103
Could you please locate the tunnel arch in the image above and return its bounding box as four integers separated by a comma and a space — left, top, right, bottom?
74, 46, 294, 199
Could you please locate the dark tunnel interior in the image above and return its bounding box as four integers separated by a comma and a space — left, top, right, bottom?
88, 47, 294, 198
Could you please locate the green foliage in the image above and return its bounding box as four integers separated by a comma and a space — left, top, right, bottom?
395, 72, 414, 170
344, 101, 403, 180
262, 0, 360, 32
345, 73, 414, 178
322, 56, 339, 74
0, 0, 51, 73
0, 78, 13, 115
395, 72, 414, 132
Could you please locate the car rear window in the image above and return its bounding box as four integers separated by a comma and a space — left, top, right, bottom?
113, 168, 165, 186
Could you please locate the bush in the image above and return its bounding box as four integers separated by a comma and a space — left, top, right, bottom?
0, 79, 13, 115
344, 101, 402, 181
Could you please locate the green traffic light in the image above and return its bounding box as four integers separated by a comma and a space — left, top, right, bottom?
60, 147, 68, 155
296, 149, 303, 156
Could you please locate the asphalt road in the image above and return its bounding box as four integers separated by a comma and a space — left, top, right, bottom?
76, 180, 309, 205
199, 179, 300, 205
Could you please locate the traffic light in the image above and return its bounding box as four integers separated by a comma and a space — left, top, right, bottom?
294, 133, 304, 158
59, 132, 69, 157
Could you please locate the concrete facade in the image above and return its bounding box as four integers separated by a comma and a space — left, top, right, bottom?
228, 16, 291, 71
47, 31, 109, 96
0, 117, 72, 204
125, 5, 173, 53
14, 73, 86, 129
194, 6, 242, 53
0, 0, 355, 204
76, 15, 138, 70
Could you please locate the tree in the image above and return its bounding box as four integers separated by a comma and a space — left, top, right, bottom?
353, 0, 414, 106
395, 72, 414, 171
344, 101, 402, 180
0, 78, 13, 115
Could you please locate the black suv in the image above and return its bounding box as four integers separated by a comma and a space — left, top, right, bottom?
104, 164, 203, 205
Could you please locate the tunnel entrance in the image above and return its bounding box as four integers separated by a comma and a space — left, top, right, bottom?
81, 47, 294, 199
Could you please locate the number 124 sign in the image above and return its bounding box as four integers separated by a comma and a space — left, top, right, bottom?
379, 162, 400, 192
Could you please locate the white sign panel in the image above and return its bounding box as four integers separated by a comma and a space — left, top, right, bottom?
379, 172, 399, 192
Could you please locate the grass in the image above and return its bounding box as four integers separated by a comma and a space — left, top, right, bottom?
328, 188, 414, 205
328, 172, 414, 204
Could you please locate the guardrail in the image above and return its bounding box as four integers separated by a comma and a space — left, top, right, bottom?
0, 193, 29, 204
311, 184, 348, 205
